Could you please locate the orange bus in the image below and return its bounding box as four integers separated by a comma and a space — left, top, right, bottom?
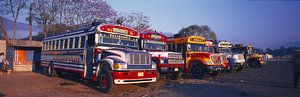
167, 36, 223, 79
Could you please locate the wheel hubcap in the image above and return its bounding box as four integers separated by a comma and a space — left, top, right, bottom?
101, 75, 108, 88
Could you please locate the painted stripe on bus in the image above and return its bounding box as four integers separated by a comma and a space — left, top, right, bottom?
54, 65, 84, 71
54, 62, 84, 68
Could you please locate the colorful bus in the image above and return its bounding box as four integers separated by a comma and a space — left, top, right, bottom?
167, 36, 223, 79
140, 31, 184, 80
41, 22, 157, 93
216, 40, 245, 71
206, 40, 230, 73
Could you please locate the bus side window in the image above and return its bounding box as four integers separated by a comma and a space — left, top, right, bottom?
52, 41, 55, 50
75, 37, 79, 48
49, 41, 52, 50
60, 39, 63, 49
45, 41, 48, 50
56, 40, 59, 50
69, 38, 74, 49
64, 39, 69, 49
80, 36, 86, 48
87, 34, 95, 47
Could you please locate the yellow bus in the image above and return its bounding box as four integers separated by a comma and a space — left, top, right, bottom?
167, 36, 223, 79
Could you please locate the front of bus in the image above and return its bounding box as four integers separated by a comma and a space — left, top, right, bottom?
140, 32, 184, 79
217, 41, 245, 71
206, 40, 230, 72
185, 36, 224, 73
95, 24, 156, 84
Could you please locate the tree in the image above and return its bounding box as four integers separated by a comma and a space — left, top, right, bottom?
31, 0, 58, 37
26, 2, 34, 41
0, 0, 26, 41
116, 12, 150, 32
178, 25, 217, 40
32, 0, 117, 37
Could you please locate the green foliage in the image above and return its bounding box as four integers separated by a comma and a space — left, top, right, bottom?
178, 25, 217, 40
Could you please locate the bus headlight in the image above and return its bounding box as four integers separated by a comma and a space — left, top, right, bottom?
233, 55, 239, 60
113, 63, 127, 69
205, 61, 213, 65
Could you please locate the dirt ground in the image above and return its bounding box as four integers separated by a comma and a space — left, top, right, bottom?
1, 61, 300, 97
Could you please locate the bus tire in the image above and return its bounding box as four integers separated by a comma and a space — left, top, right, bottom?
98, 67, 114, 93
191, 63, 206, 79
235, 64, 243, 71
170, 71, 182, 80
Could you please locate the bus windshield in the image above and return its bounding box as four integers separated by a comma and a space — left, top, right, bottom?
219, 48, 232, 53
145, 42, 166, 51
188, 44, 214, 52
100, 33, 138, 48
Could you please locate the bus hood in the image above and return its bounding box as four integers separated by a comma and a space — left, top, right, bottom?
149, 51, 182, 58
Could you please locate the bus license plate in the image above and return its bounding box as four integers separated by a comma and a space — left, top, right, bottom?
174, 68, 179, 71
138, 72, 144, 77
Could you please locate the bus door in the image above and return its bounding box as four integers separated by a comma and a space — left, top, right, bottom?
85, 34, 95, 79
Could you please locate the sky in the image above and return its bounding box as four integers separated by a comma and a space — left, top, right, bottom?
2, 0, 300, 49
107, 0, 300, 48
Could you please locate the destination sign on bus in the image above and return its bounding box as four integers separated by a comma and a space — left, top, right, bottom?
151, 34, 162, 40
190, 38, 205, 42
113, 28, 128, 34
218, 43, 232, 48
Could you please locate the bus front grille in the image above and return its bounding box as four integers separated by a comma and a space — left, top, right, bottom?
129, 53, 151, 65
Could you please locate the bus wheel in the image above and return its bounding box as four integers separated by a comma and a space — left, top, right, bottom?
98, 67, 114, 93
235, 64, 243, 71
47, 63, 54, 77
170, 71, 182, 80
191, 64, 205, 79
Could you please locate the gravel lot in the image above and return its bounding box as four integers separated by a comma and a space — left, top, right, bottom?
1, 61, 300, 97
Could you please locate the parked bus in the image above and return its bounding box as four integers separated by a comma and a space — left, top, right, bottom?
216, 40, 245, 71
41, 22, 157, 93
232, 44, 265, 68
139, 31, 184, 80
167, 36, 223, 79
205, 40, 229, 74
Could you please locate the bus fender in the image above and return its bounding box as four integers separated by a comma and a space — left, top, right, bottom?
96, 59, 113, 77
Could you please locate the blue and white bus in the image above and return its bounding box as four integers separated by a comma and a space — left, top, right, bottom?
41, 22, 157, 93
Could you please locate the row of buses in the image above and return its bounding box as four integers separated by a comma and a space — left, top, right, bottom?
41, 21, 262, 93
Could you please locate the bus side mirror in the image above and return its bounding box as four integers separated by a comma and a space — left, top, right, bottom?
187, 44, 191, 51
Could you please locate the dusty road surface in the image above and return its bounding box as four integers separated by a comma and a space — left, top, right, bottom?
1, 61, 300, 97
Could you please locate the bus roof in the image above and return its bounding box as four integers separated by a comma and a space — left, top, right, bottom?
140, 31, 167, 41
166, 36, 206, 45
43, 23, 138, 41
